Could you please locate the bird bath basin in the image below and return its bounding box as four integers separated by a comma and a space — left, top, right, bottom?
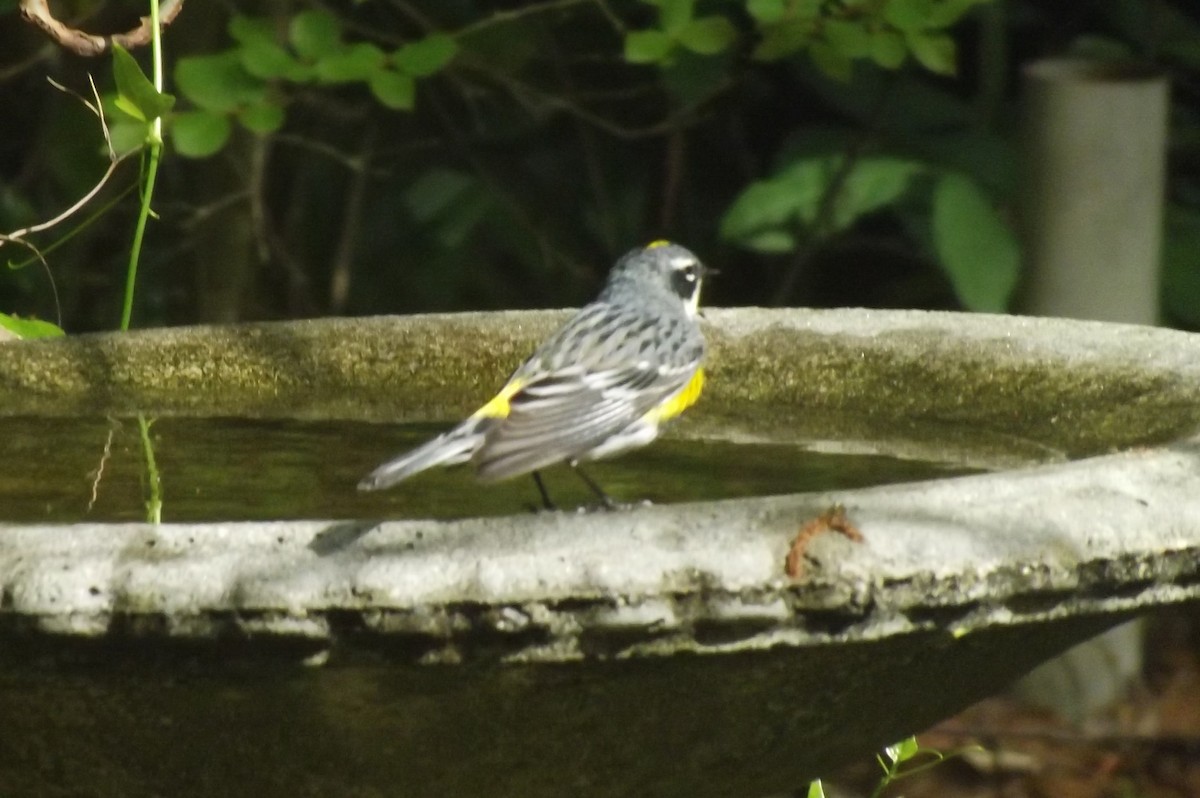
1, 308, 1200, 798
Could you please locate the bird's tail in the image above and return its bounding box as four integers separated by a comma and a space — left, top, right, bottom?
357, 418, 489, 491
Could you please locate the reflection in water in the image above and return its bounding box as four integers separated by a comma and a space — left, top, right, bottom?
0, 417, 975, 524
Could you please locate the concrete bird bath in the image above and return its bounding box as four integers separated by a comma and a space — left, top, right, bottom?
1, 308, 1200, 798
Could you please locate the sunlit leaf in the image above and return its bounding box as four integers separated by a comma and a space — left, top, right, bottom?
720, 162, 825, 245
176, 52, 268, 112
290, 9, 342, 60
884, 0, 934, 32
736, 229, 797, 253
833, 157, 924, 229
893, 736, 921, 763
369, 70, 416, 110
112, 44, 175, 122
906, 30, 957, 74
237, 102, 285, 133
932, 172, 1019, 312
747, 0, 784, 23
394, 33, 459, 77
870, 28, 908, 68
678, 16, 737, 55
239, 37, 305, 80
656, 0, 695, 35
103, 111, 150, 156
823, 18, 872, 59
927, 0, 990, 28
171, 109, 232, 158
314, 42, 386, 82
625, 30, 675, 64
0, 313, 65, 339
113, 94, 145, 123
723, 155, 925, 250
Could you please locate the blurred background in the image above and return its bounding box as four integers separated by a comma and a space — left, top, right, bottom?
1, 0, 1199, 332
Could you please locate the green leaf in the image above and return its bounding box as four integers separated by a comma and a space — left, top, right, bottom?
625, 30, 675, 64
808, 40, 853, 81
394, 33, 459, 77
720, 163, 825, 246
927, 0, 990, 28
736, 229, 797, 253
723, 155, 926, 250
314, 42, 386, 83
822, 18, 872, 59
833, 156, 924, 230
656, 0, 695, 35
932, 172, 1019, 312
754, 21, 815, 60
884, 0, 934, 32
239, 37, 305, 80
678, 16, 737, 56
237, 102, 285, 133
369, 70, 416, 110
892, 736, 921, 763
791, 0, 824, 16
870, 28, 908, 68
113, 95, 146, 123
290, 9, 342, 60
747, 0, 785, 23
171, 110, 232, 158
176, 52, 268, 112
229, 15, 277, 46
106, 115, 151, 156
806, 779, 826, 798
0, 313, 65, 339
112, 44, 175, 122
906, 30, 957, 74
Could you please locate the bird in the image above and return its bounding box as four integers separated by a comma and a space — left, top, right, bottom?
357, 241, 712, 509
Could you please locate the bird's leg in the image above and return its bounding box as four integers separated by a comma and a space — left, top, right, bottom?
570, 463, 617, 510
531, 471, 557, 511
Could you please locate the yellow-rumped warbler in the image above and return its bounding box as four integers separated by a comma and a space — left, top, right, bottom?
358, 241, 711, 507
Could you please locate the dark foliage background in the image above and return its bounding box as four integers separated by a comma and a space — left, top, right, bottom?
1, 0, 1200, 332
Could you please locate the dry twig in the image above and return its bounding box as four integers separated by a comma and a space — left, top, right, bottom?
20, 0, 186, 57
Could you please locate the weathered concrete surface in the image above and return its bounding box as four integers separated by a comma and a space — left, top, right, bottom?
2, 309, 1200, 797
2, 440, 1200, 796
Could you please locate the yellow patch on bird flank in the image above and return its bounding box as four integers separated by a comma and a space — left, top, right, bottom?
646, 239, 672, 249
647, 368, 704, 422
471, 378, 525, 419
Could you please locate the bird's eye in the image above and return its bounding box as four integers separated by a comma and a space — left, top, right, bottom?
670, 262, 701, 299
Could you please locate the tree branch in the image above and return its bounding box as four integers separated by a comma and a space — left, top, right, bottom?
19, 0, 186, 57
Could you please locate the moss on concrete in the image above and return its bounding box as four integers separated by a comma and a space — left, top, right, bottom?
2, 309, 1199, 471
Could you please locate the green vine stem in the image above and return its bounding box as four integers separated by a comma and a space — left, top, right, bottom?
120, 0, 164, 332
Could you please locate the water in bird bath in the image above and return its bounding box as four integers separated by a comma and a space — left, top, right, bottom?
0, 416, 977, 524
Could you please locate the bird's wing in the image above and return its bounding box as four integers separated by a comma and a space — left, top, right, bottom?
472, 361, 694, 482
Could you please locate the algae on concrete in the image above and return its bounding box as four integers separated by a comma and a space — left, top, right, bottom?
1, 310, 1200, 469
